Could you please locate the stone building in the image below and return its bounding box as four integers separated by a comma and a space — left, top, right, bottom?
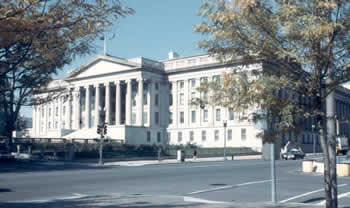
30, 52, 350, 152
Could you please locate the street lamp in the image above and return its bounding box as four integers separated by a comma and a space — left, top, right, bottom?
223, 120, 227, 161
97, 107, 106, 166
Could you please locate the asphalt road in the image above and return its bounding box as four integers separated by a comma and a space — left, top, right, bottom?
1, 158, 350, 207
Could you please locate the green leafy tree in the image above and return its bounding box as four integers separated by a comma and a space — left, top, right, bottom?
195, 0, 349, 207
0, 0, 133, 146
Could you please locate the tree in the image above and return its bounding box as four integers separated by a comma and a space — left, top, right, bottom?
0, 0, 134, 146
194, 1, 349, 207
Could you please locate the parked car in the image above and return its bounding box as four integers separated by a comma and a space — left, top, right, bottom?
281, 149, 305, 160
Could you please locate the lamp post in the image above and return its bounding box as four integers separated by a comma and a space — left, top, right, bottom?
97, 107, 106, 166
223, 120, 227, 160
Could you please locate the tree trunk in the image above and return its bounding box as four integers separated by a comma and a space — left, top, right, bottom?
326, 90, 338, 208
319, 128, 332, 208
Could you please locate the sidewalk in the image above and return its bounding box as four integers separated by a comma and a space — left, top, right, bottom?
103, 155, 262, 166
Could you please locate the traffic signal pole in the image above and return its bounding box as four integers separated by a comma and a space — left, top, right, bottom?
97, 123, 107, 166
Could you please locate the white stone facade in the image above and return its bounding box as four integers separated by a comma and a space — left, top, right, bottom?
30, 53, 350, 152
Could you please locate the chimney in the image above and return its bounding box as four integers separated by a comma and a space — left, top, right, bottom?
168, 51, 179, 60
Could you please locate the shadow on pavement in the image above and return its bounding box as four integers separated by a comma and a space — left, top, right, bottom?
302, 197, 325, 203
0, 160, 113, 173
0, 194, 325, 208
0, 195, 203, 208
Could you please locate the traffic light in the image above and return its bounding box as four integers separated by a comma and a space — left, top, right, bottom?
97, 126, 101, 134
103, 125, 107, 135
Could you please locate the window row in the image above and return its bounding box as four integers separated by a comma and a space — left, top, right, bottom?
169, 109, 247, 124
169, 128, 247, 142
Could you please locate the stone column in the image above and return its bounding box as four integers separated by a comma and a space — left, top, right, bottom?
173, 81, 178, 127
51, 100, 55, 129
137, 79, 144, 126
59, 96, 63, 129
73, 89, 80, 129
115, 81, 121, 125
125, 80, 132, 125
85, 86, 90, 128
105, 82, 110, 124
95, 84, 100, 126
67, 92, 72, 129
184, 79, 189, 126
32, 106, 36, 136
148, 80, 153, 126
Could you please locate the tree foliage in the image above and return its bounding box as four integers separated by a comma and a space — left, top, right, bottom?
0, 0, 133, 139
195, 1, 349, 207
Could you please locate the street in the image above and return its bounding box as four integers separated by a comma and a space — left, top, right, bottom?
1, 159, 350, 207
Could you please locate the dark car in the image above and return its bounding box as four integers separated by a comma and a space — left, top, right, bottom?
281, 149, 305, 160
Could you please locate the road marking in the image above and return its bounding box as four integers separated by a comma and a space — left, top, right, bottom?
280, 184, 347, 203
58, 193, 87, 200
8, 193, 87, 203
187, 179, 272, 195
317, 190, 350, 205
184, 196, 227, 204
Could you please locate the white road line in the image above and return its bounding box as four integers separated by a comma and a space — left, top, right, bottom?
184, 196, 227, 204
58, 193, 87, 200
317, 191, 350, 205
187, 179, 272, 195
8, 193, 87, 203
280, 184, 347, 203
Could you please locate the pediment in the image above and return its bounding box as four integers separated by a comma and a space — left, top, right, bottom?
68, 55, 139, 79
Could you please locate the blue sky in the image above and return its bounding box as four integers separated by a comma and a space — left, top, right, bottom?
23, 0, 207, 117
57, 0, 206, 78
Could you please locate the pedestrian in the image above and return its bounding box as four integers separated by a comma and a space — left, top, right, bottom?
193, 149, 197, 160
158, 148, 162, 162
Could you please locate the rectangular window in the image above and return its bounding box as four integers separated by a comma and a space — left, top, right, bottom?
216, 109, 221, 121
213, 75, 220, 85
132, 113, 136, 124
190, 131, 194, 142
191, 79, 196, 88
191, 110, 196, 123
169, 94, 173, 106
203, 109, 208, 122
241, 128, 246, 141
143, 93, 148, 105
169, 83, 172, 91
155, 112, 159, 125
228, 129, 232, 140
169, 112, 173, 124
229, 108, 234, 120
178, 132, 182, 142
155, 83, 159, 90
63, 106, 66, 116
215, 130, 219, 141
48, 122, 51, 129
49, 108, 51, 117
41, 108, 44, 117
157, 132, 161, 143
191, 92, 196, 99
180, 111, 184, 124
155, 94, 159, 106
62, 121, 65, 129
179, 81, 184, 89
143, 112, 148, 123
179, 93, 184, 105
55, 121, 58, 128
202, 130, 206, 141
200, 77, 208, 83
147, 131, 151, 142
